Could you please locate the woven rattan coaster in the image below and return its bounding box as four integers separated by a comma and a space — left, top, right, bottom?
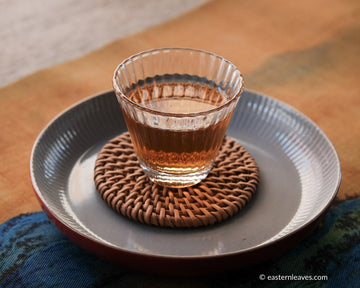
94, 132, 259, 228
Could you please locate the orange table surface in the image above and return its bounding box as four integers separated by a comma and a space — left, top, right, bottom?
1, 0, 359, 223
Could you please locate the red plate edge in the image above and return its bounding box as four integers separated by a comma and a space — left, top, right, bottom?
32, 182, 335, 276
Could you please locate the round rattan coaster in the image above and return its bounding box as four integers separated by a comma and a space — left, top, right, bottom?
94, 132, 259, 228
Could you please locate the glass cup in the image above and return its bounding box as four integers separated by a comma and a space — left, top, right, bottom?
113, 48, 243, 188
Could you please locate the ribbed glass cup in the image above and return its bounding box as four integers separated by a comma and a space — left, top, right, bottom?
113, 48, 243, 188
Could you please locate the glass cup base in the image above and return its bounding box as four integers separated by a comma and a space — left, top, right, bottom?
140, 164, 211, 188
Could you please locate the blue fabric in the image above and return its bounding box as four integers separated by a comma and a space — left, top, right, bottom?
1, 199, 359, 287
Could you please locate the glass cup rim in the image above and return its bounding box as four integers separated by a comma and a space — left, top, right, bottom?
112, 47, 244, 117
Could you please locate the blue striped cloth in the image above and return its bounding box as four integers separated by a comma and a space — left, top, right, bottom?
1, 199, 359, 287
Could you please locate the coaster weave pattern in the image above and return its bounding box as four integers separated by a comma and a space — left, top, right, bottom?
94, 132, 259, 228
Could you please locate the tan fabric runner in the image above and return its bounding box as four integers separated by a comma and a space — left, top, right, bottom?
0, 0, 359, 222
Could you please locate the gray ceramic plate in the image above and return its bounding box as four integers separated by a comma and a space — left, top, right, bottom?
30, 90, 341, 275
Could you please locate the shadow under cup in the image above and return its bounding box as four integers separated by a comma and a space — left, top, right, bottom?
113, 48, 243, 188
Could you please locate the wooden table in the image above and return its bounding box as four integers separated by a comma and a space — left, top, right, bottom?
1, 0, 359, 224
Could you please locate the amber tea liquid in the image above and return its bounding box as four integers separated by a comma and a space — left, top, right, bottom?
120, 76, 235, 187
